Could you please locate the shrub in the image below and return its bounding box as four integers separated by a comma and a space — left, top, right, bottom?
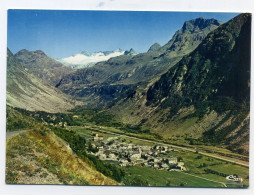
51, 127, 124, 182
123, 176, 149, 186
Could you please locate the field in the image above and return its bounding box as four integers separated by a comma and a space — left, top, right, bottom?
123, 166, 224, 187
6, 106, 249, 188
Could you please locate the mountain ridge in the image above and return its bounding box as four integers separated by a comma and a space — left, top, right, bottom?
7, 48, 79, 113
14, 49, 73, 85
56, 17, 222, 107
159, 18, 224, 58
148, 43, 161, 52
110, 13, 251, 154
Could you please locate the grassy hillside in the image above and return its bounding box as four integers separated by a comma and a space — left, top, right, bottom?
6, 106, 38, 132
6, 128, 119, 185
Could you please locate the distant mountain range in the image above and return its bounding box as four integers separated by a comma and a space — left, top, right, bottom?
55, 17, 222, 107
57, 49, 136, 69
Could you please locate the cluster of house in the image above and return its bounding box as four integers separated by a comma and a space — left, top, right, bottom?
226, 175, 243, 183
89, 134, 186, 171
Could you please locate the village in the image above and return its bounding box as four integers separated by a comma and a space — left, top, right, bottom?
88, 134, 186, 171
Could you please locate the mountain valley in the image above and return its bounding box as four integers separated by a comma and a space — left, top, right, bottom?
6, 12, 251, 187
55, 17, 223, 107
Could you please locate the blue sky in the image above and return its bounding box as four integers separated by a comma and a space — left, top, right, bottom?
7, 10, 239, 58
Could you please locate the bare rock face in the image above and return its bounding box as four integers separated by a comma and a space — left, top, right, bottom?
159, 18, 223, 58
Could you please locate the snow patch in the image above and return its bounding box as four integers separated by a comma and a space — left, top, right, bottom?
58, 50, 125, 69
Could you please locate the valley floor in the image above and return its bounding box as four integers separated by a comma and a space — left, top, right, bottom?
69, 125, 249, 187
5, 124, 249, 188
70, 125, 249, 167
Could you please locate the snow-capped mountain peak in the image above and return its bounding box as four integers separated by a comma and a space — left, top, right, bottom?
58, 49, 125, 69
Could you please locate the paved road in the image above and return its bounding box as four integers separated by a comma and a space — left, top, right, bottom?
6, 130, 29, 139
82, 126, 249, 168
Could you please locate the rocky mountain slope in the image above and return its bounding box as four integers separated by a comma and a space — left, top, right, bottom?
56, 17, 222, 107
159, 17, 223, 56
111, 13, 251, 154
14, 49, 73, 85
7, 49, 78, 113
148, 43, 161, 52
